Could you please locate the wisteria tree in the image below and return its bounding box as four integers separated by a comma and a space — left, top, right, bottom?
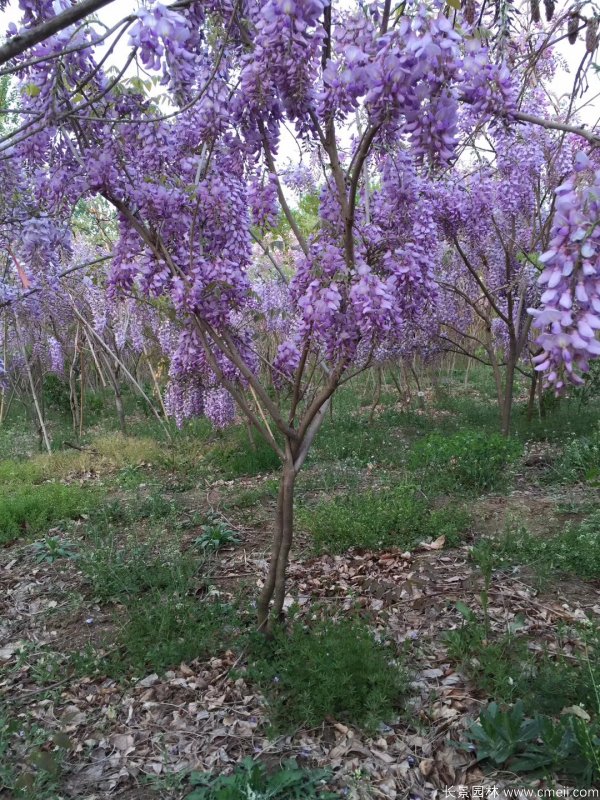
432, 120, 581, 433
0, 0, 599, 629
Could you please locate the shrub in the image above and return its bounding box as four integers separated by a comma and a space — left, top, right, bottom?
301, 484, 470, 553
409, 430, 522, 492
248, 616, 407, 732
0, 483, 95, 545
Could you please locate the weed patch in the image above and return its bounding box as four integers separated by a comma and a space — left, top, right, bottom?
301, 485, 470, 553
208, 428, 281, 478
109, 595, 238, 677
248, 616, 407, 732
79, 530, 198, 602
187, 757, 337, 800
491, 513, 600, 581
409, 430, 522, 493
550, 428, 600, 484
0, 483, 97, 545
446, 606, 600, 718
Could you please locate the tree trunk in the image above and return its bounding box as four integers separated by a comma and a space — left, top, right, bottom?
257, 454, 296, 632
102, 354, 127, 434
369, 367, 383, 423
526, 371, 537, 423
500, 346, 516, 437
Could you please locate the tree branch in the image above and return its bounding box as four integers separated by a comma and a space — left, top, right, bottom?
0, 0, 118, 66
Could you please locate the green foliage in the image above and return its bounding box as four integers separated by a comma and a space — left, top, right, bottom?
301, 484, 470, 553
446, 605, 600, 718
0, 459, 45, 484
32, 536, 77, 564
248, 616, 407, 733
110, 595, 237, 677
0, 705, 71, 799
552, 427, 600, 484
409, 430, 522, 492
225, 479, 280, 509
42, 374, 71, 416
79, 528, 198, 602
465, 701, 600, 786
492, 513, 600, 581
187, 757, 338, 800
208, 428, 281, 478
193, 520, 240, 551
0, 483, 95, 545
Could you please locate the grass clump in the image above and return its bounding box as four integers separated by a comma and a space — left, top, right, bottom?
492, 513, 600, 581
409, 430, 522, 493
208, 428, 281, 478
301, 484, 470, 553
0, 483, 96, 545
551, 427, 600, 484
79, 530, 198, 602
110, 595, 238, 677
248, 616, 407, 733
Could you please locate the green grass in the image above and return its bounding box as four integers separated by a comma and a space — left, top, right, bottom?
489, 512, 600, 582
248, 616, 407, 733
79, 531, 200, 602
0, 483, 98, 545
409, 430, 522, 493
549, 426, 600, 484
300, 484, 470, 553
108, 594, 238, 677
207, 427, 281, 478
0, 704, 71, 800
446, 607, 600, 718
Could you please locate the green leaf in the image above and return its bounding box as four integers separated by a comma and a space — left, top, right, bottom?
23, 83, 41, 98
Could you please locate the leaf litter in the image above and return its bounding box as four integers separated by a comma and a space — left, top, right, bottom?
1, 507, 599, 799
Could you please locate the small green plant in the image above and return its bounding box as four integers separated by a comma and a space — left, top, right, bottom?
187, 757, 338, 800
471, 540, 496, 633
193, 520, 240, 551
445, 604, 528, 705
248, 616, 407, 733
409, 430, 522, 493
0, 705, 71, 799
32, 536, 77, 564
464, 701, 600, 786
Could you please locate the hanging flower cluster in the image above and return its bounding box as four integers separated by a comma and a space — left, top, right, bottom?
530, 156, 600, 390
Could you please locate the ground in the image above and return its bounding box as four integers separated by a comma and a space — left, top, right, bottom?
1, 367, 599, 799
